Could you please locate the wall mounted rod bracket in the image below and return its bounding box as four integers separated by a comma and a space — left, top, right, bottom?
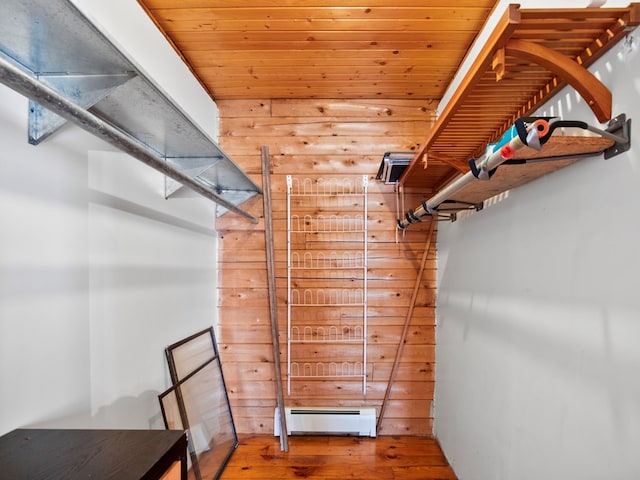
0, 56, 259, 223
603, 114, 632, 159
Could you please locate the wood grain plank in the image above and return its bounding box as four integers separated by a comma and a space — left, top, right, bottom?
162, 24, 484, 40
220, 135, 421, 156
189, 50, 466, 68
218, 435, 457, 478
269, 98, 435, 118
221, 117, 430, 138
149, 6, 492, 22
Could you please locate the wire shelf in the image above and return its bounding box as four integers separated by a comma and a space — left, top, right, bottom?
290, 361, 365, 378
287, 175, 368, 395
290, 325, 364, 343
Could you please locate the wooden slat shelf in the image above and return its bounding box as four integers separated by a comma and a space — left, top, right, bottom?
400, 3, 639, 196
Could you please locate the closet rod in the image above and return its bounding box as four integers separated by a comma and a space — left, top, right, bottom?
0, 56, 259, 224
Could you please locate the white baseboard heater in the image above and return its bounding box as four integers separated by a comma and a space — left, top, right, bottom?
274, 406, 376, 437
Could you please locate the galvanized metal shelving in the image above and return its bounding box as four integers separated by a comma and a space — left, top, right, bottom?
0, 0, 261, 222
286, 175, 368, 395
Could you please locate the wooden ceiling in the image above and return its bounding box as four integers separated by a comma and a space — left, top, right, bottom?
138, 0, 497, 100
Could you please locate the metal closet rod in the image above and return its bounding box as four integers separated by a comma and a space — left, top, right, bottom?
0, 56, 259, 224
397, 118, 549, 230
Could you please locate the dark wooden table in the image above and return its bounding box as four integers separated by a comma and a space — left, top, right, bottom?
0, 428, 187, 480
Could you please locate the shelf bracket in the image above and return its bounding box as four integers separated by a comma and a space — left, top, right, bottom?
427, 151, 468, 173
503, 39, 612, 123
604, 113, 632, 159
164, 156, 223, 198
29, 72, 135, 145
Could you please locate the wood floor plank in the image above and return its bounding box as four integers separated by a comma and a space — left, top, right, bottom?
219, 435, 457, 479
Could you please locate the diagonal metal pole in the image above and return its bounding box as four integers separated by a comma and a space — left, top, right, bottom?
261, 146, 289, 452
377, 220, 436, 432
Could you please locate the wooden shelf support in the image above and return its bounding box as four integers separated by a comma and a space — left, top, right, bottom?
502, 40, 612, 122
428, 151, 468, 174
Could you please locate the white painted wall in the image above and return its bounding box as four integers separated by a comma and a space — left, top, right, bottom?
0, 2, 219, 434
434, 10, 640, 480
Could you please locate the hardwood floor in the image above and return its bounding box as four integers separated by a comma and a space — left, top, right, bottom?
219, 435, 457, 479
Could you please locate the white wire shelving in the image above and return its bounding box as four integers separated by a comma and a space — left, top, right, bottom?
286, 175, 368, 395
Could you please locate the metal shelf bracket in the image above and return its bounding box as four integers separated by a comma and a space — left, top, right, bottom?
28, 73, 136, 144
604, 114, 632, 159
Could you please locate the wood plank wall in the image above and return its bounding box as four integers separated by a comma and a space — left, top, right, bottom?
215, 99, 437, 436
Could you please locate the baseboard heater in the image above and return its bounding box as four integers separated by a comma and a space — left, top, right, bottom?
274, 407, 376, 437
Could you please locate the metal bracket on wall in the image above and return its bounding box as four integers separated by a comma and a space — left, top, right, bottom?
28, 73, 136, 145
0, 0, 261, 222
604, 114, 632, 159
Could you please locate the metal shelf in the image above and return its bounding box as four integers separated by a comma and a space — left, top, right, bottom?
0, 0, 261, 222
